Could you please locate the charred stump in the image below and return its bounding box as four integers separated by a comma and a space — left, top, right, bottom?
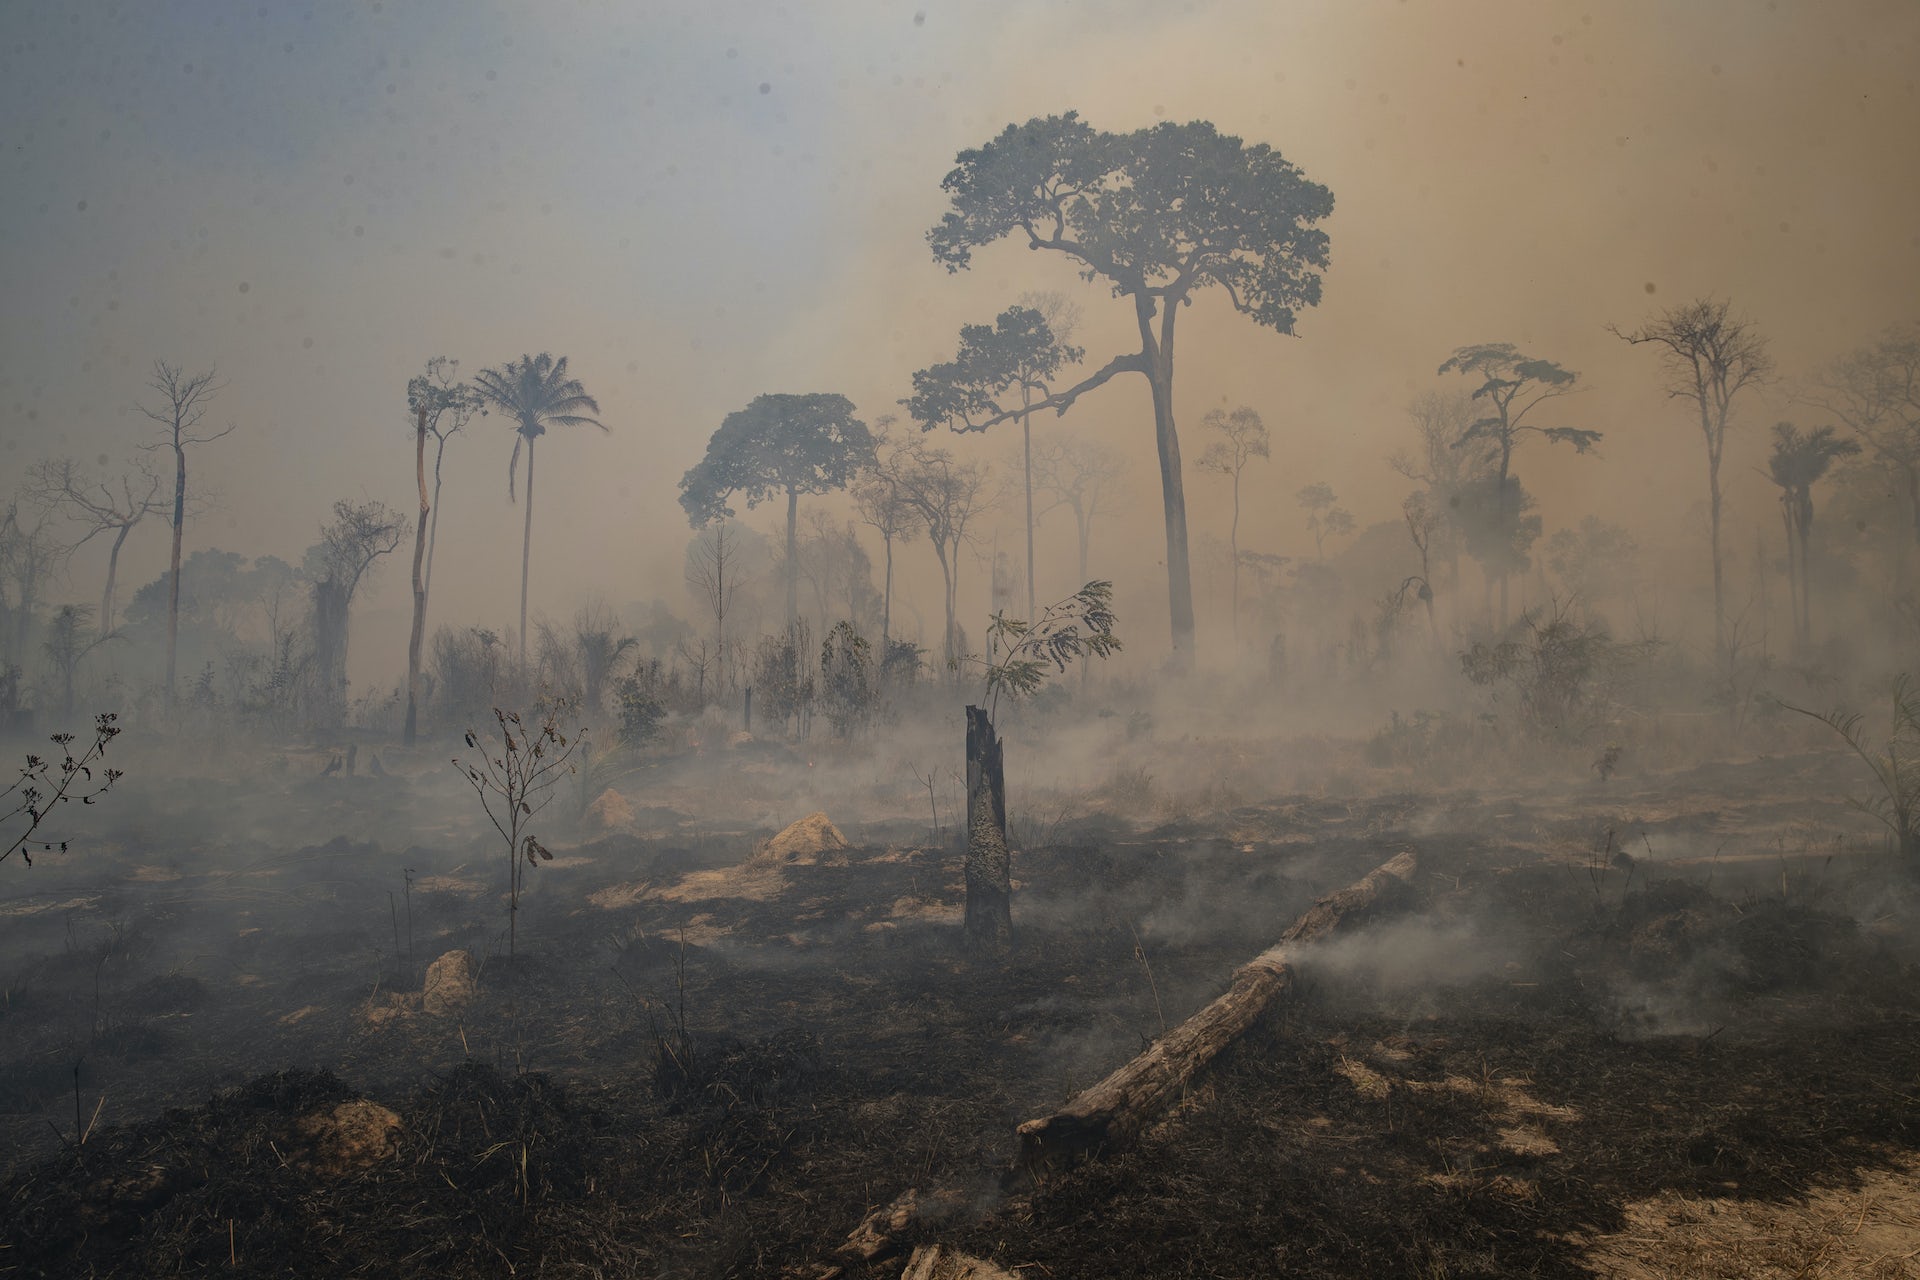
963, 705, 1011, 953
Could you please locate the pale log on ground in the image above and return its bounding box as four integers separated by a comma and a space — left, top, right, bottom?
1014, 848, 1418, 1174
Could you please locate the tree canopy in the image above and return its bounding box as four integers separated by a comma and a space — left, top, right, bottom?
929, 113, 1333, 359
926, 111, 1332, 662
678, 393, 875, 526
904, 305, 1083, 433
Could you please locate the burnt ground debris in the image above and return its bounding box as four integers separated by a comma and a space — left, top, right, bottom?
2, 748, 1918, 1277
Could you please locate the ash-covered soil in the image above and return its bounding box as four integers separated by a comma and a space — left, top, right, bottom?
2, 739, 1917, 1278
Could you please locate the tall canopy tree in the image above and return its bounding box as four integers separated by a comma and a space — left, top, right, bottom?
1612, 298, 1772, 660
136, 362, 231, 708
928, 112, 1334, 666
1436, 344, 1598, 626
678, 393, 875, 626
403, 357, 485, 744
1767, 422, 1860, 653
1195, 406, 1270, 640
472, 353, 605, 667
905, 304, 1083, 622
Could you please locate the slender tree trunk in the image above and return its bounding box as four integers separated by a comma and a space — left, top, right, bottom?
785, 486, 799, 626
1137, 294, 1194, 668
102, 522, 131, 630
1796, 497, 1815, 651
404, 404, 430, 746
165, 441, 186, 710
963, 705, 1010, 952
1022, 386, 1036, 623
519, 435, 536, 672
1075, 501, 1091, 586
933, 542, 956, 673
1780, 499, 1799, 654
1709, 474, 1725, 661
424, 443, 448, 596
1704, 391, 1727, 662
1229, 469, 1242, 644
881, 533, 894, 651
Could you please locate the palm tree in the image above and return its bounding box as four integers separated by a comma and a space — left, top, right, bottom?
1767, 422, 1859, 653
472, 354, 606, 667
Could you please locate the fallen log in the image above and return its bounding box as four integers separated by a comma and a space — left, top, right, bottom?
1014, 848, 1418, 1175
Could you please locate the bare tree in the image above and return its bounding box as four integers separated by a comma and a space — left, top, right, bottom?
1613, 298, 1772, 660
685, 521, 747, 690
895, 439, 994, 671
135, 363, 231, 709
1032, 430, 1125, 590
1194, 406, 1271, 642
1803, 323, 1920, 546
26, 457, 166, 629
403, 358, 485, 744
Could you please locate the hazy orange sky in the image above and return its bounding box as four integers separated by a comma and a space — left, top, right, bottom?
3, 0, 1916, 679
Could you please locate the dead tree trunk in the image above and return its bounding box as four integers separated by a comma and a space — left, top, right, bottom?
1015, 848, 1417, 1174
963, 705, 1010, 952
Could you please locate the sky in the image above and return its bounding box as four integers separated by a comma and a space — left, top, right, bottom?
2, 0, 1917, 682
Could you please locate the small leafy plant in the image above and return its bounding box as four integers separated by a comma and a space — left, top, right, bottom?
4, 713, 124, 867
453, 704, 585, 955
1787, 674, 1920, 860
967, 580, 1122, 723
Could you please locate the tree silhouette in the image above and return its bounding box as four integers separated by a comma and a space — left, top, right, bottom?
135, 362, 231, 709
1195, 406, 1270, 641
851, 423, 923, 652
1436, 344, 1597, 626
678, 393, 874, 626
26, 457, 166, 630
928, 112, 1334, 667
472, 354, 605, 668
1033, 430, 1125, 592
308, 499, 404, 727
1804, 324, 1920, 546
403, 357, 485, 744
1613, 298, 1772, 661
893, 438, 993, 671
1767, 422, 1859, 652
905, 304, 1083, 623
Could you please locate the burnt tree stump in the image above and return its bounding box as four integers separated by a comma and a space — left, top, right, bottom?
964, 705, 1010, 952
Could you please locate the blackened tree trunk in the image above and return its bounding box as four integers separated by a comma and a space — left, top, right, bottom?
963, 705, 1010, 952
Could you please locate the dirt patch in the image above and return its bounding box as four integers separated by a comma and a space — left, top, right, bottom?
1585, 1152, 1920, 1277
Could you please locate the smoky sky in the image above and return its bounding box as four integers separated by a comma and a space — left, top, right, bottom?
2, 0, 1916, 678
